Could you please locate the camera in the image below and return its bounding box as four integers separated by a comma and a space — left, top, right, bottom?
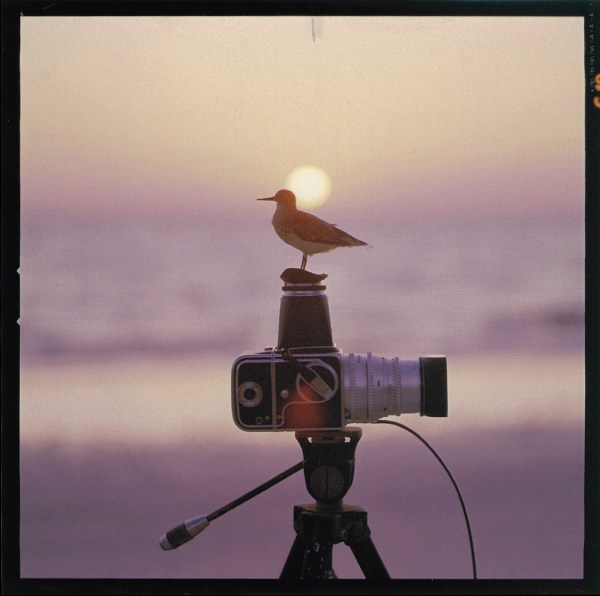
231, 269, 447, 431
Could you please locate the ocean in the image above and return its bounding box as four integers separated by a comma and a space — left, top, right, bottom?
19, 211, 584, 365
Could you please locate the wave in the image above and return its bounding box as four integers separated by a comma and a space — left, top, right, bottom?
19, 329, 245, 364
18, 302, 584, 365
481, 304, 584, 352
17, 214, 585, 364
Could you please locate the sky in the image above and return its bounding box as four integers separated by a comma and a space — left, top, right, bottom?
19, 15, 585, 221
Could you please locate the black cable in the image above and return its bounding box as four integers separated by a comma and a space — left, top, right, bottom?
377, 419, 478, 580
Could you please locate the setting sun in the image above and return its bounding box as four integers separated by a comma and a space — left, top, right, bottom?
285, 166, 332, 209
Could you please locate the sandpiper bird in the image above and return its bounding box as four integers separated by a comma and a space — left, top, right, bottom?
258, 189, 368, 270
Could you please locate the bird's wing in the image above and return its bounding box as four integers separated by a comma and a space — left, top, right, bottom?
293, 211, 367, 246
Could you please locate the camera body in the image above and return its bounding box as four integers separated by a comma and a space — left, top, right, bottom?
231, 269, 447, 432
232, 347, 345, 431
232, 347, 447, 431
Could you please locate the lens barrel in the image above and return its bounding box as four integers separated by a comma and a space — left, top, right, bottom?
343, 353, 447, 422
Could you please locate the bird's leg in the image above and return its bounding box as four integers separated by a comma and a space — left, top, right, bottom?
300, 254, 307, 270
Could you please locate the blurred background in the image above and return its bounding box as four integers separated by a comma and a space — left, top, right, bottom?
19, 16, 584, 579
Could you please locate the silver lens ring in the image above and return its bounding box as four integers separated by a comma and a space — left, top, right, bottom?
347, 353, 357, 419
392, 357, 402, 413
366, 352, 375, 420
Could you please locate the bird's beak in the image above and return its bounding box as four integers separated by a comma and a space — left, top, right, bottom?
257, 196, 276, 201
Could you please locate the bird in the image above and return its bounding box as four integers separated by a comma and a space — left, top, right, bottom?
258, 189, 368, 270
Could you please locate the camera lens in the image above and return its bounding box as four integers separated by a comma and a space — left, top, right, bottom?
420, 355, 448, 417
343, 353, 447, 422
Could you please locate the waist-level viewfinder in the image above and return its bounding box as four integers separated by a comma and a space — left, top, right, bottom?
232, 268, 447, 431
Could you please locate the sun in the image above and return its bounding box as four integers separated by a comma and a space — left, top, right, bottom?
285, 166, 332, 209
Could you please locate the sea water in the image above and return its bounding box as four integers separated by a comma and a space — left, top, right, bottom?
19, 211, 584, 365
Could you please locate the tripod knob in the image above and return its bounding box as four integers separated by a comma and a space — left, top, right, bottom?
308, 465, 345, 502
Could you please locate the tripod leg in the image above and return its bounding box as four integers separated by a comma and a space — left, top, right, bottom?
281, 509, 338, 579
280, 534, 337, 579
300, 537, 336, 579
348, 534, 390, 579
280, 535, 305, 579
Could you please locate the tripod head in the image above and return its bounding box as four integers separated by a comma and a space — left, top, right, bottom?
295, 427, 361, 504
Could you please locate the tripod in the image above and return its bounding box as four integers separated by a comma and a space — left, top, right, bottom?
160, 426, 389, 579
280, 427, 389, 579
